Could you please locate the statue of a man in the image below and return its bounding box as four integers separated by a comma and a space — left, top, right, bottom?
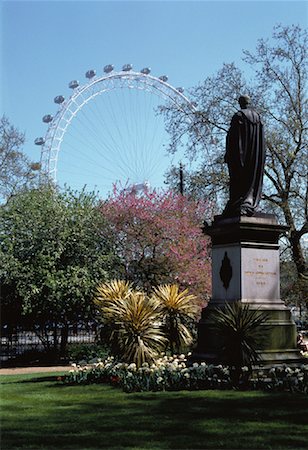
223, 95, 265, 217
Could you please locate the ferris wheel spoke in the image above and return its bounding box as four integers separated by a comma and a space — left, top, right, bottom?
62, 125, 133, 180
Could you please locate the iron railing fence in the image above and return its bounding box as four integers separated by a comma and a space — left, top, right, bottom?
1, 322, 99, 363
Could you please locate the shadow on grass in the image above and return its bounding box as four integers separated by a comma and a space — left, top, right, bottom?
1, 374, 66, 385
2, 376, 308, 450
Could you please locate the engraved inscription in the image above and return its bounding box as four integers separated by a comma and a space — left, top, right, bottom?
244, 257, 276, 286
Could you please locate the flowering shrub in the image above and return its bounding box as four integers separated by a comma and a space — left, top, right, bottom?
100, 186, 211, 301
251, 365, 308, 393
64, 354, 308, 394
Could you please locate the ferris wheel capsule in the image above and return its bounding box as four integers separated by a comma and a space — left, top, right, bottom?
85, 69, 96, 79
159, 75, 168, 82
69, 80, 79, 89
54, 95, 65, 104
104, 64, 114, 74
177, 87, 184, 93
42, 114, 53, 123
30, 162, 41, 171
34, 137, 45, 145
122, 64, 133, 72
141, 67, 151, 75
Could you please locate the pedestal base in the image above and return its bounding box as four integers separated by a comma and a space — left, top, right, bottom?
194, 301, 304, 366
194, 214, 304, 366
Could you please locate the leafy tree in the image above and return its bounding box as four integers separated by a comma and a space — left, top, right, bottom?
0, 116, 39, 201
280, 260, 308, 324
0, 186, 119, 355
161, 25, 307, 295
100, 185, 212, 303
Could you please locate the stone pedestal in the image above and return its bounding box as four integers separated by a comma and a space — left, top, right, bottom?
194, 213, 303, 365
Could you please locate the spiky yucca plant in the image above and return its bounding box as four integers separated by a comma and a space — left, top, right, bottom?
95, 279, 133, 303
152, 284, 200, 353
113, 292, 167, 366
212, 301, 269, 371
94, 280, 133, 353
94, 280, 167, 366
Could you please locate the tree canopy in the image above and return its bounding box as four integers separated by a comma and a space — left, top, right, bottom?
161, 24, 307, 293
100, 185, 211, 303
0, 186, 119, 352
0, 116, 39, 202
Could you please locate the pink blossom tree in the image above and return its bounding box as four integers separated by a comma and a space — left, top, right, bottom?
100, 185, 212, 305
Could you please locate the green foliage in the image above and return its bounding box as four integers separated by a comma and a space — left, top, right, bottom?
0, 186, 119, 352
212, 302, 269, 371
66, 343, 108, 363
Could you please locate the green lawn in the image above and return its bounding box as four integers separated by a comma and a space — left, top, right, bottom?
1, 372, 307, 450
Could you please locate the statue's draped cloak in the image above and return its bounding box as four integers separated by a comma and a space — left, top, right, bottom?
224, 108, 265, 216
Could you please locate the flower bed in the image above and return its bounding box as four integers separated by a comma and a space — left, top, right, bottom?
64, 354, 308, 394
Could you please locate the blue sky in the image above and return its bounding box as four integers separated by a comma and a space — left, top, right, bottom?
1, 1, 307, 195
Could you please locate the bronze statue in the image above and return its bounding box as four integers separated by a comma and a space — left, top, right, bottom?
223, 95, 265, 217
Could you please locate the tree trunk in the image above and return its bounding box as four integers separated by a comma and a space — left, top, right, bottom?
60, 323, 69, 358
289, 230, 307, 279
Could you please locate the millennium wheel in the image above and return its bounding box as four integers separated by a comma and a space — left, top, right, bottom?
35, 64, 197, 196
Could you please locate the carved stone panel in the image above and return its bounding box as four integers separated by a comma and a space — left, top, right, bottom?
212, 245, 241, 302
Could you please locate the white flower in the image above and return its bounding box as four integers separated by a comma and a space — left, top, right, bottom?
184, 372, 190, 378
128, 363, 137, 371
193, 362, 199, 368
157, 377, 163, 383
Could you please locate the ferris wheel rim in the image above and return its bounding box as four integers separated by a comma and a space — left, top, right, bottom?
37, 68, 197, 185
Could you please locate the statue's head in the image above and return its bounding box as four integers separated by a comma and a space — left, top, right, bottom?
238, 95, 251, 108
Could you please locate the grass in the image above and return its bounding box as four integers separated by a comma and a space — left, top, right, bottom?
1, 372, 308, 450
